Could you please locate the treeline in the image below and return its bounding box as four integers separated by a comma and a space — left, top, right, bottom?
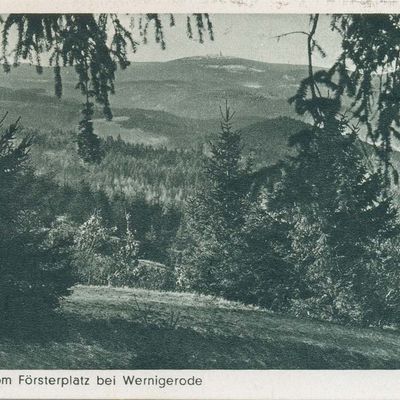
23, 118, 307, 206
51, 182, 181, 263
27, 128, 204, 205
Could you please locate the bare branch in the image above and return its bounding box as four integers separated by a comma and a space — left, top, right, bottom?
271, 31, 309, 41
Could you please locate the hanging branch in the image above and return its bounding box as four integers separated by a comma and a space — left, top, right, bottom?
328, 14, 400, 182
283, 14, 337, 126
307, 14, 319, 104
0, 13, 214, 163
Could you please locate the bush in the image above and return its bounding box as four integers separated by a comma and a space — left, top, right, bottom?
51, 212, 174, 290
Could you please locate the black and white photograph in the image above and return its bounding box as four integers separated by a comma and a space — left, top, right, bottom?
2, 6, 400, 379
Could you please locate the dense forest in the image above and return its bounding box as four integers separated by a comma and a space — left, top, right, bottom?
28, 128, 204, 204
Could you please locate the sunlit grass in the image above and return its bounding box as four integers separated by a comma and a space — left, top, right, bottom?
0, 285, 399, 369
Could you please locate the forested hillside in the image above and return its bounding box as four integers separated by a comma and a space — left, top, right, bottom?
23, 115, 307, 204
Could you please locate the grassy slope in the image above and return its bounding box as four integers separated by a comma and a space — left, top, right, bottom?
1, 285, 400, 369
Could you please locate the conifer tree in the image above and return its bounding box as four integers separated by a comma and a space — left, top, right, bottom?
268, 120, 400, 324
0, 115, 74, 326
204, 101, 249, 236
273, 16, 400, 325
178, 103, 251, 297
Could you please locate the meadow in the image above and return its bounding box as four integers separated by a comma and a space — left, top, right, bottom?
1, 285, 400, 369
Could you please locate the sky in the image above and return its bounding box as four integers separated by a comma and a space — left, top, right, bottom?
2, 14, 342, 68
127, 14, 342, 67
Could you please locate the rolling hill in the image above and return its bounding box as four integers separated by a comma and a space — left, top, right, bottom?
0, 57, 308, 151
0, 56, 314, 172
0, 56, 308, 119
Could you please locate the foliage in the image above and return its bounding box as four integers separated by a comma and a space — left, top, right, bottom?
129, 261, 175, 291
0, 116, 74, 324
50, 210, 173, 290
16, 126, 186, 265
27, 128, 204, 206
268, 15, 400, 326
330, 15, 400, 179
177, 103, 252, 298
231, 199, 296, 310
274, 94, 400, 325
42, 178, 182, 266
50, 211, 140, 286
288, 14, 400, 180
77, 102, 104, 163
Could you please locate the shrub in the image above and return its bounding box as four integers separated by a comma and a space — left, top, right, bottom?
52, 212, 174, 290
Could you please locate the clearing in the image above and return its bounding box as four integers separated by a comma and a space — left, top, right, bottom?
1, 285, 400, 369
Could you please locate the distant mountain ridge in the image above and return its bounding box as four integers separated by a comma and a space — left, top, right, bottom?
10, 56, 390, 171
0, 55, 308, 118
0, 56, 312, 164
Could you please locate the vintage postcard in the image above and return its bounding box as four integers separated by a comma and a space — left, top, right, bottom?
1, 0, 400, 399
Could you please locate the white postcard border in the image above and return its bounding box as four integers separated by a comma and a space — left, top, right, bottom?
0, 1, 399, 399
0, 370, 399, 399
0, 0, 399, 14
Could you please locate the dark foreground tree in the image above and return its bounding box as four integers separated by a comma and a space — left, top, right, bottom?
274, 15, 400, 325
0, 116, 74, 327
330, 14, 400, 181
286, 14, 400, 181
268, 119, 400, 325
